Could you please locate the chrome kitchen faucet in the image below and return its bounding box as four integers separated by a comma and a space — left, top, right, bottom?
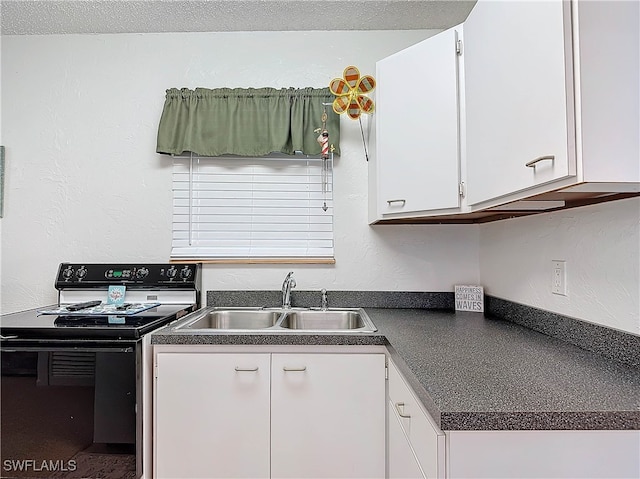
281, 272, 296, 309
320, 289, 328, 310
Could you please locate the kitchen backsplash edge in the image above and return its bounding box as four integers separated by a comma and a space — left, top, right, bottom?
485, 295, 640, 369
206, 290, 454, 310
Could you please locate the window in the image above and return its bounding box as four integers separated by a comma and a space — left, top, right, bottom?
171, 153, 334, 262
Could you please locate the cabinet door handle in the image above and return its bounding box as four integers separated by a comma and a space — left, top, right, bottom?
395, 402, 411, 418
283, 366, 307, 372
525, 155, 555, 167
0, 335, 19, 340
386, 199, 406, 206
234, 366, 259, 372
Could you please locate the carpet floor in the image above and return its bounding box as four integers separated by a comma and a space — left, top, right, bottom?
48, 450, 136, 479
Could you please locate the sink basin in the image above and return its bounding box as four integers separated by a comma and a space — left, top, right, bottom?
178, 309, 285, 330
278, 309, 376, 332
173, 307, 377, 333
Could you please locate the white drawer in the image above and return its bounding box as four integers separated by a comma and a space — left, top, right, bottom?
388, 359, 444, 479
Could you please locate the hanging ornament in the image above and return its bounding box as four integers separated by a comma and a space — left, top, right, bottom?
315, 105, 332, 212
316, 109, 330, 160
329, 66, 374, 161
329, 66, 376, 120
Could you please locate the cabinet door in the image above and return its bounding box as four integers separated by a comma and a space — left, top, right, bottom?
464, 0, 576, 206
388, 360, 444, 479
388, 400, 426, 479
271, 353, 386, 479
154, 353, 270, 479
376, 27, 461, 216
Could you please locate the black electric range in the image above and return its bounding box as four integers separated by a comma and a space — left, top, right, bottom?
1, 262, 201, 479
1, 262, 201, 349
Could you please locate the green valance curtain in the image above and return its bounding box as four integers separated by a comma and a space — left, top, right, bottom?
156, 87, 340, 157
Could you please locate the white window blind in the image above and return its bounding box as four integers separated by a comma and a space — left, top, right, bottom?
171, 154, 334, 260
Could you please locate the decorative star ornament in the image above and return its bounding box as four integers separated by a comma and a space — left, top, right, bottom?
329, 66, 376, 120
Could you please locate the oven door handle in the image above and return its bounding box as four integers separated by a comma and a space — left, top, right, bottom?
0, 345, 135, 353
0, 336, 135, 353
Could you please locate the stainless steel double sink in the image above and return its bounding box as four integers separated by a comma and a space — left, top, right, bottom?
174, 307, 377, 333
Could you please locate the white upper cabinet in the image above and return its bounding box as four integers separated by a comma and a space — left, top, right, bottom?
464, 0, 640, 209
464, 0, 575, 207
375, 26, 462, 218
573, 0, 639, 185
370, 0, 639, 223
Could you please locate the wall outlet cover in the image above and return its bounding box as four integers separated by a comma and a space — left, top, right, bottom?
552, 260, 567, 296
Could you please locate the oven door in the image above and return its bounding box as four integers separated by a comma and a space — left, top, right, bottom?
1, 340, 140, 479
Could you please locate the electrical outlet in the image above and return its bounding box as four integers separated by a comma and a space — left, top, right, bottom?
552, 260, 567, 296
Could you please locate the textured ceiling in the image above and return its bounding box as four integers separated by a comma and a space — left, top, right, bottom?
1, 0, 476, 35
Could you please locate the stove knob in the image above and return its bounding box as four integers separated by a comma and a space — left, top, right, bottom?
76, 266, 87, 280
180, 266, 193, 280
166, 266, 177, 279
136, 267, 149, 280
62, 266, 75, 281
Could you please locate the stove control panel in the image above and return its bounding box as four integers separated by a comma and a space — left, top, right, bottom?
55, 263, 201, 288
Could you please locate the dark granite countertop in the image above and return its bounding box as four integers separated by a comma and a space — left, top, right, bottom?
152, 306, 640, 431
367, 308, 640, 431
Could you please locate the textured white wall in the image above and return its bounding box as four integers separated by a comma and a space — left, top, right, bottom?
479, 198, 640, 335
0, 30, 481, 314
3, 31, 636, 334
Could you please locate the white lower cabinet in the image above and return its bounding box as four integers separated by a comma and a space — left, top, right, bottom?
271, 353, 386, 478
154, 347, 639, 479
388, 399, 426, 479
387, 359, 445, 479
153, 347, 386, 479
446, 430, 640, 479
387, 359, 640, 479
154, 352, 271, 479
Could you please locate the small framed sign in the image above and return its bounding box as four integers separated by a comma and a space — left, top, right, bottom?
455, 285, 484, 312
107, 285, 126, 305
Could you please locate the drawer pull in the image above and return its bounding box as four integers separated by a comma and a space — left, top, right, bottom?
525, 155, 555, 167
395, 402, 411, 418
234, 366, 259, 372
283, 366, 307, 372
386, 199, 406, 206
